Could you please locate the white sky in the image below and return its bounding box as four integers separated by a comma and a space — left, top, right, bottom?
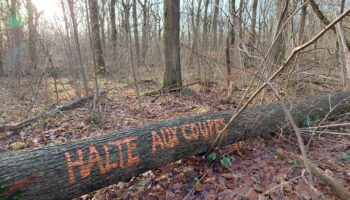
32, 0, 62, 20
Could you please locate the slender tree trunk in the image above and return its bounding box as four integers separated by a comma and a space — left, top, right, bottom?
26, 0, 37, 73
85, 0, 102, 122
202, 0, 210, 48
163, 0, 182, 88
122, 0, 131, 47
110, 0, 117, 49
212, 0, 220, 50
60, 0, 81, 97
132, 0, 140, 64
88, 0, 106, 75
271, 0, 289, 67
10, 0, 22, 97
139, 0, 149, 65
248, 0, 258, 53
333, 0, 350, 84
189, 0, 202, 67
0, 20, 3, 76
100, 0, 107, 51
295, 0, 307, 80
67, 0, 89, 96
230, 0, 235, 45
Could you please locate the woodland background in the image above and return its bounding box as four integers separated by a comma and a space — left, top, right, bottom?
0, 0, 350, 199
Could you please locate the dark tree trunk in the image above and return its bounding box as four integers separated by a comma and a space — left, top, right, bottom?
110, 0, 117, 49
212, 0, 220, 49
0, 19, 3, 76
162, 0, 182, 88
88, 0, 106, 74
248, 0, 258, 52
271, 0, 289, 67
132, 0, 140, 64
139, 0, 149, 65
1, 91, 350, 200
67, 0, 89, 96
10, 0, 23, 97
26, 0, 37, 73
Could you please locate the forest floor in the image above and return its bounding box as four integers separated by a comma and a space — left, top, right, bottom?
0, 77, 349, 200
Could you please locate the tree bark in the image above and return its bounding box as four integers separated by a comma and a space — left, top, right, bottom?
0, 17, 4, 76
132, 0, 141, 65
26, 0, 37, 73
248, 0, 258, 53
212, 0, 220, 50
10, 0, 23, 97
162, 0, 182, 88
271, 0, 289, 67
67, 0, 89, 96
88, 0, 106, 75
1, 91, 350, 200
110, 0, 117, 49
139, 0, 149, 65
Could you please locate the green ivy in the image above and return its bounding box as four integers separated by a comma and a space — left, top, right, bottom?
207, 152, 217, 161
220, 156, 232, 169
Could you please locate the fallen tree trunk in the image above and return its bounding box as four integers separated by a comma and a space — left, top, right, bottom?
0, 91, 106, 133
0, 91, 350, 200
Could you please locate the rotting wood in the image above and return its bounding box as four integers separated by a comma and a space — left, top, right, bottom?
0, 91, 350, 200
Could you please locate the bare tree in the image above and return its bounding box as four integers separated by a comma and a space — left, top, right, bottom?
67, 0, 89, 96
60, 0, 81, 96
271, 0, 289, 68
88, 0, 106, 74
26, 0, 37, 73
10, 0, 23, 96
163, 0, 182, 88
0, 17, 3, 76
212, 0, 220, 50
248, 0, 258, 54
110, 0, 117, 49
139, 0, 150, 65
132, 0, 141, 64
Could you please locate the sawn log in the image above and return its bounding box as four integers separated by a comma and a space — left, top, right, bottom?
0, 91, 350, 200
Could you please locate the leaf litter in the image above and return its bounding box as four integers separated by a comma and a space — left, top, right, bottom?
0, 78, 349, 199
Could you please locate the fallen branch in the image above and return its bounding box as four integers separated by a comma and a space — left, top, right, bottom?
277, 149, 350, 200
0, 91, 107, 133
0, 91, 350, 200
143, 81, 218, 96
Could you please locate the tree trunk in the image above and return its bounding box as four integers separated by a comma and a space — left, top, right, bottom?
139, 0, 149, 65
248, 0, 258, 53
110, 0, 117, 49
121, 0, 131, 47
271, 0, 288, 67
60, 0, 81, 97
67, 0, 89, 96
1, 91, 350, 200
26, 0, 37, 73
162, 0, 182, 88
10, 0, 23, 97
0, 19, 3, 76
88, 0, 106, 75
189, 0, 202, 67
212, 0, 220, 50
132, 0, 141, 65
